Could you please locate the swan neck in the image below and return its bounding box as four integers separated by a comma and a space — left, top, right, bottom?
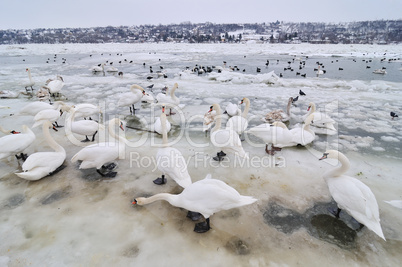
161, 114, 168, 146
286, 98, 292, 116
141, 193, 177, 205
27, 70, 33, 81
242, 99, 250, 118
170, 83, 178, 102
109, 118, 126, 144
42, 123, 64, 153
325, 153, 351, 178
212, 105, 222, 132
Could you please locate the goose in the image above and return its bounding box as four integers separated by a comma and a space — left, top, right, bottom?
71, 103, 101, 119
46, 75, 65, 96
71, 118, 126, 177
153, 106, 171, 135
66, 108, 104, 142
132, 174, 257, 233
319, 150, 386, 241
118, 84, 146, 114
156, 83, 179, 115
153, 110, 192, 188
209, 103, 248, 161
226, 97, 250, 140
19, 101, 65, 116
15, 121, 65, 180
32, 104, 69, 129
25, 68, 35, 91
305, 102, 336, 133
0, 125, 35, 161
262, 97, 293, 123
246, 121, 294, 155
224, 102, 241, 117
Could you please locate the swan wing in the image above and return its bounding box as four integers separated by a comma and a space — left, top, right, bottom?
71, 143, 119, 169
157, 147, 192, 188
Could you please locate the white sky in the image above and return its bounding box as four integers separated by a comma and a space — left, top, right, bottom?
0, 0, 401, 30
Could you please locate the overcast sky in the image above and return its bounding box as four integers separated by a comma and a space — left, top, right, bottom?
1, 0, 401, 30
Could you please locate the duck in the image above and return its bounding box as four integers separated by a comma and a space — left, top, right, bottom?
246, 121, 294, 155
25, 68, 35, 91
15, 121, 65, 180
153, 110, 192, 188
0, 125, 35, 161
226, 97, 250, 140
132, 174, 257, 233
319, 150, 386, 241
224, 102, 241, 117
209, 104, 248, 161
156, 83, 180, 115
71, 118, 127, 177
118, 84, 146, 115
304, 102, 336, 134
262, 97, 293, 123
153, 105, 171, 135
45, 75, 65, 96
66, 107, 104, 142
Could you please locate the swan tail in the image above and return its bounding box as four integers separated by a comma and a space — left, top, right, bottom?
239, 196, 258, 206
32, 121, 42, 128
15, 168, 47, 181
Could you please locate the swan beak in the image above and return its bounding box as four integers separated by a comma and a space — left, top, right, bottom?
162, 106, 165, 113
307, 106, 311, 111
119, 122, 124, 131
11, 131, 21, 134
209, 105, 213, 112
319, 153, 328, 160
132, 199, 137, 205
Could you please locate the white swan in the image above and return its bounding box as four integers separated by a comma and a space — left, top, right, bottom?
141, 92, 155, 103
133, 174, 257, 233
153, 105, 171, 135
203, 109, 217, 132
305, 102, 336, 133
246, 121, 294, 155
71, 103, 101, 119
32, 103, 69, 129
46, 75, 65, 96
319, 150, 386, 241
156, 83, 180, 115
36, 86, 51, 101
71, 118, 126, 177
118, 84, 145, 114
0, 125, 35, 161
262, 97, 293, 123
25, 68, 35, 91
226, 98, 250, 139
289, 114, 315, 146
19, 101, 65, 116
66, 108, 104, 142
0, 90, 22, 98
153, 111, 192, 188
106, 66, 119, 72
91, 63, 105, 73
15, 121, 65, 180
210, 103, 248, 161
224, 102, 241, 117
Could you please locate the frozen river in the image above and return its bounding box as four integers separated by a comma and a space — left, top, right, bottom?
0, 43, 402, 266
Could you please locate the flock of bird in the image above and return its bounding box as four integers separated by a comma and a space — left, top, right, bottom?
0, 54, 399, 238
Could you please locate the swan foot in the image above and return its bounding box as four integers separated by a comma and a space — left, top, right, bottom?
217, 151, 226, 157
265, 144, 275, 155
194, 218, 210, 233
153, 175, 166, 185
96, 169, 117, 178
328, 207, 341, 218
81, 136, 90, 142
102, 163, 117, 171
271, 145, 282, 151
91, 131, 98, 141
52, 122, 63, 128
15, 153, 28, 161
187, 211, 202, 221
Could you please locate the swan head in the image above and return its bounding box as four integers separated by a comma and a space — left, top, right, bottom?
319, 150, 339, 160
130, 84, 146, 94
240, 97, 249, 105
307, 102, 315, 111
132, 197, 145, 205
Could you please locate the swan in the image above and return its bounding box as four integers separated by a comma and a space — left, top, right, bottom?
32, 103, 69, 129
316, 65, 324, 76
19, 101, 65, 116
36, 86, 51, 101
203, 109, 217, 133
71, 103, 101, 119
305, 102, 336, 133
106, 66, 119, 72
91, 63, 105, 73
25, 68, 35, 91
153, 106, 171, 135
319, 150, 386, 241
0, 125, 35, 161
156, 83, 180, 115
0, 126, 18, 135
246, 121, 294, 155
66, 108, 104, 142
15, 121, 65, 180
224, 102, 241, 117
153, 110, 192, 188
71, 118, 127, 177
46, 75, 65, 96
0, 90, 22, 98
118, 84, 146, 115
289, 114, 315, 146
209, 103, 248, 161
141, 92, 155, 103
226, 97, 250, 139
262, 97, 293, 123
132, 174, 257, 233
